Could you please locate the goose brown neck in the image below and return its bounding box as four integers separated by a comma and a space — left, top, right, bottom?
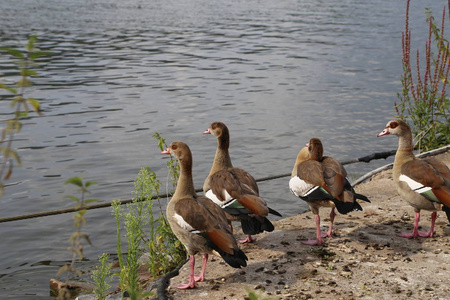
218, 129, 230, 150
291, 147, 310, 176
309, 144, 323, 161
173, 155, 196, 200
392, 126, 415, 181
396, 129, 414, 153
209, 130, 233, 175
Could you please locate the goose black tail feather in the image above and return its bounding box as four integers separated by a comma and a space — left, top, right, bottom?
355, 192, 370, 203
333, 199, 363, 215
201, 233, 248, 268
220, 248, 248, 268
443, 204, 450, 223
260, 217, 275, 232
240, 215, 275, 234
269, 207, 282, 217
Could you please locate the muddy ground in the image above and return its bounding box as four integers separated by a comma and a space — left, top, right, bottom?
155, 151, 450, 300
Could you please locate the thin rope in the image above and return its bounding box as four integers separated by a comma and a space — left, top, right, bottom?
352, 145, 450, 186
0, 146, 448, 224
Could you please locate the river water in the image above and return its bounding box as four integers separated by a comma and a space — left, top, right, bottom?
0, 0, 447, 298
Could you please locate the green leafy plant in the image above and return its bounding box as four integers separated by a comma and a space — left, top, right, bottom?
153, 132, 179, 190
109, 133, 186, 298
112, 170, 157, 300
91, 253, 113, 300
112, 167, 186, 299
113, 195, 149, 299
246, 288, 274, 300
64, 176, 98, 261
139, 167, 186, 278
395, 1, 450, 151
56, 176, 98, 299
111, 199, 126, 292
0, 35, 50, 198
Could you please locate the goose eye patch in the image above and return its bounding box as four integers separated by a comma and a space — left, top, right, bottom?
390, 121, 399, 129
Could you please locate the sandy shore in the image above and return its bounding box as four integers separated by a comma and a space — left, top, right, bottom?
157, 151, 450, 300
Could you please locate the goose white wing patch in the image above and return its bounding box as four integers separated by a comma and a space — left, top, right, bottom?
399, 174, 440, 202
399, 174, 432, 193
173, 213, 199, 233
205, 189, 233, 207
289, 176, 316, 197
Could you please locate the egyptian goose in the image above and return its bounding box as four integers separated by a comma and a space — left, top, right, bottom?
378, 119, 450, 238
203, 121, 282, 243
289, 137, 370, 246
161, 141, 247, 289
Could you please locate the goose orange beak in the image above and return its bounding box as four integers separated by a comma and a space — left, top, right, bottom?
377, 128, 390, 137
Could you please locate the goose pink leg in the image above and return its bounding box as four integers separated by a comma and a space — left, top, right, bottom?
322, 208, 335, 238
239, 235, 256, 243
303, 208, 335, 246
303, 214, 324, 246
229, 222, 255, 243
194, 254, 208, 282
398, 211, 437, 238
176, 255, 197, 289
176, 254, 209, 289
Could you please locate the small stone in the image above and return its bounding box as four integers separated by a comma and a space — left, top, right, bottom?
340, 271, 352, 278
342, 265, 351, 272
279, 258, 289, 264
76, 296, 96, 300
